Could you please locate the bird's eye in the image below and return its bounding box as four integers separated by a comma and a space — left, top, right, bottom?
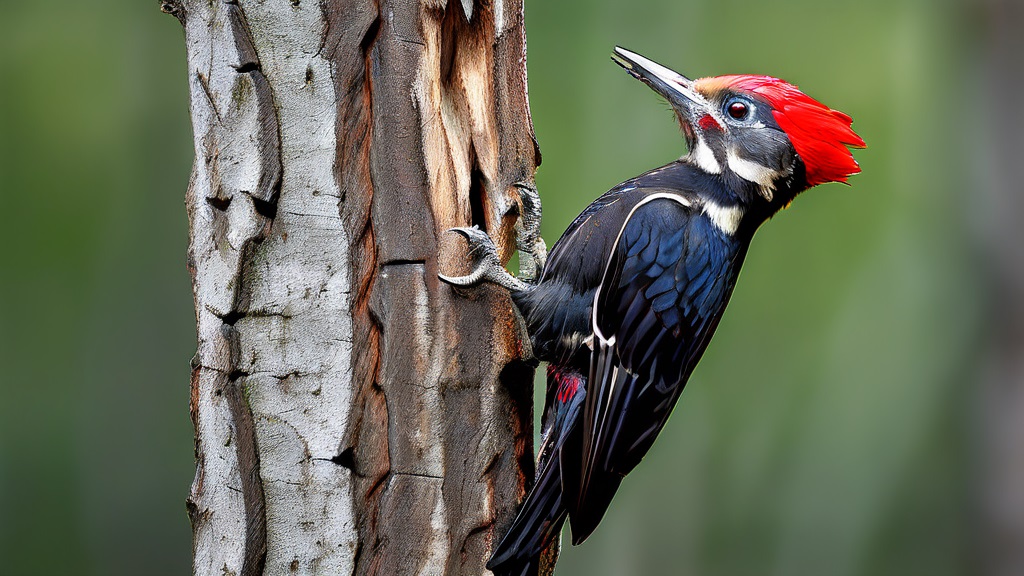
727, 99, 750, 120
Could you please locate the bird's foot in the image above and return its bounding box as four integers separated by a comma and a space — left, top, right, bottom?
512, 181, 547, 283
439, 226, 529, 292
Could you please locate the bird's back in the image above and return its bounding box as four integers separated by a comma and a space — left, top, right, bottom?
514, 161, 729, 367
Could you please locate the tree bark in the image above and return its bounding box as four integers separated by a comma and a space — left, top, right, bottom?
164, 0, 542, 574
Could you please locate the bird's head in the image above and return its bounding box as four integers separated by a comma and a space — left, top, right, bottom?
612, 47, 865, 206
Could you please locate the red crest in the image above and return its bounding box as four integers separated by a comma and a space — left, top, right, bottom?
696, 75, 866, 187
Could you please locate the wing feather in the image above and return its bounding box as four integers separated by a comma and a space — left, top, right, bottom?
565, 194, 744, 544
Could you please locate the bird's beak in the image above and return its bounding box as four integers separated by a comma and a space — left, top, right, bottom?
611, 47, 710, 125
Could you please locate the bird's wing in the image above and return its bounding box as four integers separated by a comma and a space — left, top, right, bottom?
563, 193, 739, 543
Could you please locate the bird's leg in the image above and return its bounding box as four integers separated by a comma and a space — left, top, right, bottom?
439, 226, 530, 292
513, 181, 547, 283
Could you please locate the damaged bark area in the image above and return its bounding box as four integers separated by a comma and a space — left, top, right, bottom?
173, 0, 541, 574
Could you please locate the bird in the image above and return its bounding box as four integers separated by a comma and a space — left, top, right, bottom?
440, 46, 865, 576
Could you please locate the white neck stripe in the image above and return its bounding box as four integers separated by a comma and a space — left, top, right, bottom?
703, 199, 744, 236
688, 138, 721, 174
726, 149, 785, 201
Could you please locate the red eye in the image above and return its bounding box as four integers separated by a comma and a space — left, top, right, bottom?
728, 101, 749, 120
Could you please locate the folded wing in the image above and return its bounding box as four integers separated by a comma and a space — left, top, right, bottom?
563, 194, 740, 543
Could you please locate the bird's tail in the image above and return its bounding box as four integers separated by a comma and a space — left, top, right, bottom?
487, 452, 567, 576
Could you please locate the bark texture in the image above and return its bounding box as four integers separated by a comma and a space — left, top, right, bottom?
167, 0, 542, 574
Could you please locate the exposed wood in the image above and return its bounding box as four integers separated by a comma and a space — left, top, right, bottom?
169, 0, 542, 574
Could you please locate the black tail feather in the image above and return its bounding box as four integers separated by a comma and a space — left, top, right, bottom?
487, 556, 542, 576
567, 470, 621, 545
487, 452, 567, 575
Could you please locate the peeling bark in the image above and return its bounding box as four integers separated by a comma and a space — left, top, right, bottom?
169, 0, 541, 574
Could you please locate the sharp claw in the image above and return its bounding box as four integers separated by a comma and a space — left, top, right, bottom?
439, 226, 529, 292
438, 271, 481, 286
445, 226, 479, 240
445, 226, 494, 255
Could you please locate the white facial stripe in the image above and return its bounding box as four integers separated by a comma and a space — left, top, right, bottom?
703, 199, 744, 236
727, 149, 781, 200
727, 150, 779, 187
688, 138, 721, 174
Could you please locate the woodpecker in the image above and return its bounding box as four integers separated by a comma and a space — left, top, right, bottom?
441, 47, 865, 576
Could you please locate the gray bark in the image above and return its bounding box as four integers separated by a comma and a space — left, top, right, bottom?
164, 0, 542, 574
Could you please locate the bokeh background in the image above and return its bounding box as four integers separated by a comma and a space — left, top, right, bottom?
1, 0, 1019, 574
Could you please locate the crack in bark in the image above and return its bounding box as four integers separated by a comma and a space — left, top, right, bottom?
223, 371, 267, 576
380, 259, 427, 267
393, 471, 445, 480
195, 71, 223, 124
324, 1, 387, 573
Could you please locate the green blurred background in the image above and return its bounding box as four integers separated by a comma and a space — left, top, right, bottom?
0, 0, 1012, 574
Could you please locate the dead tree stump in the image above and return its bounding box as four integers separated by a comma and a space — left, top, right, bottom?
164, 0, 543, 573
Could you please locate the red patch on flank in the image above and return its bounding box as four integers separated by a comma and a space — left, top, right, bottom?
697, 114, 721, 131
696, 75, 866, 187
549, 365, 582, 403
558, 378, 579, 403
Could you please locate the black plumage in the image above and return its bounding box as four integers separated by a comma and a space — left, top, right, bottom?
468, 46, 864, 576
490, 161, 753, 574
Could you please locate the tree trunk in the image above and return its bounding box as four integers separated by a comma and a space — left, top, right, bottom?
163, 0, 543, 574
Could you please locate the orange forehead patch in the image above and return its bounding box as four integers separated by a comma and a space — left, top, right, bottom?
695, 75, 866, 187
